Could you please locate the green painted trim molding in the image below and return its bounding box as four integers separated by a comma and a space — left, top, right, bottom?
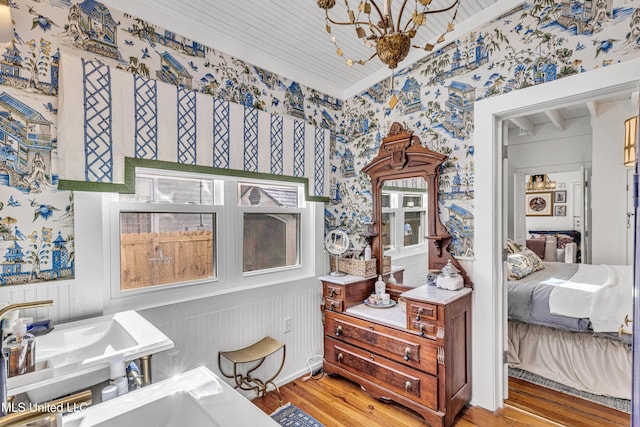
58, 157, 330, 203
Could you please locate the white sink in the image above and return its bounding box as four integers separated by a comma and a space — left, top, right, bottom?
7, 310, 174, 402
61, 367, 280, 427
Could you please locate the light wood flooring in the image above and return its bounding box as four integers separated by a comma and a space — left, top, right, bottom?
253, 373, 630, 427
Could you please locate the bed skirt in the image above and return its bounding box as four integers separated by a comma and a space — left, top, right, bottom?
508, 321, 632, 400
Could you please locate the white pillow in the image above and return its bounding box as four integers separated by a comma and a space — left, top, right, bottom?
543, 235, 557, 262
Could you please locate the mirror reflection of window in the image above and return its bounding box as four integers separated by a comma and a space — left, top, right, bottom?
404, 211, 424, 246
381, 194, 391, 209
382, 212, 395, 251
402, 195, 422, 208
381, 189, 427, 255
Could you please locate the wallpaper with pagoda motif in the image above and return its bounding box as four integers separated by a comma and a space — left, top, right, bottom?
0, 0, 639, 285
330, 0, 640, 258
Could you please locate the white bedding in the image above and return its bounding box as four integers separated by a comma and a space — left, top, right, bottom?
509, 320, 632, 400
548, 264, 632, 332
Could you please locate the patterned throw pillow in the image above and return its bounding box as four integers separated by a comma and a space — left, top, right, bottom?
506, 239, 522, 254
556, 234, 574, 249
507, 247, 545, 280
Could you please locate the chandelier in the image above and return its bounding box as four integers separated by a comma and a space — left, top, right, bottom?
316, 0, 460, 70
525, 174, 556, 192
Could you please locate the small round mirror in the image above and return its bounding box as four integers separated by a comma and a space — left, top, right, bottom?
324, 229, 350, 277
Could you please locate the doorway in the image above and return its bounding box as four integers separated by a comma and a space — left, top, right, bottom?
470, 57, 640, 412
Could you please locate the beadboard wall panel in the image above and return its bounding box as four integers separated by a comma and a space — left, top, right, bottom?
0, 281, 75, 323
141, 282, 324, 395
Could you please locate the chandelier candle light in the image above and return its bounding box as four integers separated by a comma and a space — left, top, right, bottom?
316, 0, 460, 70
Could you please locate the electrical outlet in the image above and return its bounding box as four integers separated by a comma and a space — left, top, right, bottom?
283, 317, 291, 333
167, 350, 180, 367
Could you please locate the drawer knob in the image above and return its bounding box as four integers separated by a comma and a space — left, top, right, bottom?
415, 307, 424, 321
369, 325, 374, 331
335, 325, 342, 337
405, 381, 412, 392
329, 288, 336, 297
337, 352, 343, 361
328, 301, 335, 312
419, 324, 425, 338
404, 347, 411, 361
370, 355, 375, 361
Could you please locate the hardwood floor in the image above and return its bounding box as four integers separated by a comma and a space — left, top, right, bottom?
253, 374, 631, 427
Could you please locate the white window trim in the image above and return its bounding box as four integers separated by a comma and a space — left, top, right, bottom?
382, 189, 428, 260
105, 169, 316, 312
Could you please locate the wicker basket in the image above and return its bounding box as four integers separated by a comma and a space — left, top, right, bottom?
330, 256, 391, 277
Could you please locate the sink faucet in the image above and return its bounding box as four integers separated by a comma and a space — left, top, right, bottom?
0, 300, 53, 417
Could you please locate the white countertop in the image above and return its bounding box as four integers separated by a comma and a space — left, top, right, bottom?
401, 285, 472, 304
346, 303, 406, 329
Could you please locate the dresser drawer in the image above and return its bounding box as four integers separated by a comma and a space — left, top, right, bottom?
325, 337, 437, 409
324, 297, 344, 312
407, 301, 438, 322
324, 284, 343, 299
325, 310, 437, 375
408, 319, 438, 340
321, 279, 372, 310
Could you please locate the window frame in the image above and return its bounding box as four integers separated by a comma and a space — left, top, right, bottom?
381, 187, 428, 259
107, 168, 315, 310
236, 179, 306, 277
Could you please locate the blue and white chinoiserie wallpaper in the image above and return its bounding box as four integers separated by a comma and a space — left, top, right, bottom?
0, 0, 639, 286
331, 1, 640, 259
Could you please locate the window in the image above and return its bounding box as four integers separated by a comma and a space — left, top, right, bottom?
117, 174, 217, 291
110, 169, 313, 303
381, 188, 427, 256
239, 183, 302, 273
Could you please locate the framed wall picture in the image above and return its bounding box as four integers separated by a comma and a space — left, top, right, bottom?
554, 205, 567, 216
554, 190, 567, 203
525, 192, 553, 216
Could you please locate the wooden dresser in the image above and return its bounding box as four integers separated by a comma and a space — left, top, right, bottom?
321, 276, 472, 427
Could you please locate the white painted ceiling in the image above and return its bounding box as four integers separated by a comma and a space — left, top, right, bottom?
507, 92, 637, 136
100, 0, 504, 99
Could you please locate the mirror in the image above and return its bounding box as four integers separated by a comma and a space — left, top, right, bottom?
362, 122, 472, 287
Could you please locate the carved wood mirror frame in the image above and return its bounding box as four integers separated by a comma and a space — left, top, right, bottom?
362, 122, 472, 287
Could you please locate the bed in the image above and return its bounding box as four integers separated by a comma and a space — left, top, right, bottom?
525, 229, 581, 263
506, 245, 633, 400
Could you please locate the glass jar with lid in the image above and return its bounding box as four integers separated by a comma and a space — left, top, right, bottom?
436, 260, 464, 291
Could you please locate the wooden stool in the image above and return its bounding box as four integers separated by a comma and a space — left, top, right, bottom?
218, 336, 286, 403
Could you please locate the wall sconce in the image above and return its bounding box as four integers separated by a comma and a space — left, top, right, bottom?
625, 116, 638, 168
0, 0, 12, 44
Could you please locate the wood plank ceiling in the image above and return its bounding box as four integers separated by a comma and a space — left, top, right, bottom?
100, 0, 500, 98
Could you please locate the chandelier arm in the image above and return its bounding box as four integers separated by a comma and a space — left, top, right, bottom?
424, 0, 459, 15
369, 1, 391, 35
395, 0, 410, 34
402, 20, 416, 34
369, 0, 385, 22
324, 10, 377, 28
324, 16, 375, 28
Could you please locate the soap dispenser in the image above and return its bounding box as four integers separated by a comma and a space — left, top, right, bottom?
4, 319, 35, 377
109, 355, 129, 396
375, 275, 386, 295
364, 244, 372, 261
